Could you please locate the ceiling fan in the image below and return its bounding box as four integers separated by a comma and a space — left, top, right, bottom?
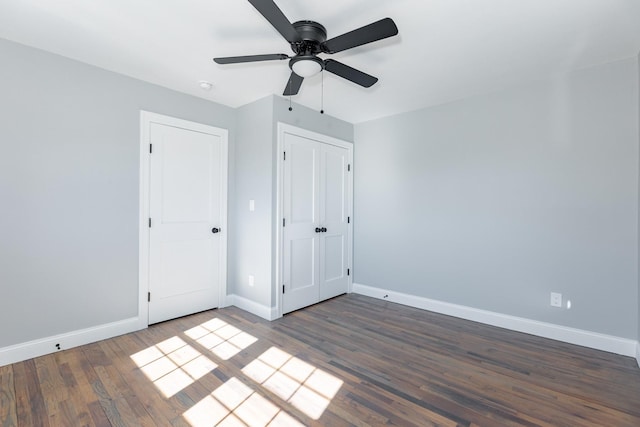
213, 0, 399, 96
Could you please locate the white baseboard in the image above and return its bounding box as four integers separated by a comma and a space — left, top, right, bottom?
220, 294, 234, 308
0, 317, 143, 367
636, 341, 640, 368
352, 283, 637, 357
0, 293, 278, 367
228, 294, 278, 321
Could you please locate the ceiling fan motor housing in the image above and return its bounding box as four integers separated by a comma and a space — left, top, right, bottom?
291, 21, 327, 55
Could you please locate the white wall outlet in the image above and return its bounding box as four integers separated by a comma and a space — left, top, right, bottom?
248, 274, 254, 287
249, 199, 255, 211
550, 292, 562, 307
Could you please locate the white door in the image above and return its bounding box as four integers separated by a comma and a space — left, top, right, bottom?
148, 121, 226, 324
319, 144, 349, 301
282, 131, 350, 314
282, 135, 320, 313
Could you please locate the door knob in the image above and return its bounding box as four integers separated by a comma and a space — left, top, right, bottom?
321, 227, 327, 232
315, 227, 321, 233
211, 227, 220, 234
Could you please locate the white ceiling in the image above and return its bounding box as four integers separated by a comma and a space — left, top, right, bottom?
1, 0, 639, 123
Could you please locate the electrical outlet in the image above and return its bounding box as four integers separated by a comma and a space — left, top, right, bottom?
248, 275, 254, 287
550, 292, 562, 307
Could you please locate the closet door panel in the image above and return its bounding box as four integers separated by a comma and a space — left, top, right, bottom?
319, 144, 349, 300
283, 134, 320, 313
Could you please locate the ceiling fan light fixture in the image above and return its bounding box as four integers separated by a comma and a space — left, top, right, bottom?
290, 56, 323, 78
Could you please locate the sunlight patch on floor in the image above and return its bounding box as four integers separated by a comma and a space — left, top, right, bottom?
132, 318, 343, 425
130, 336, 218, 398
183, 377, 305, 427
185, 318, 258, 360
242, 347, 343, 420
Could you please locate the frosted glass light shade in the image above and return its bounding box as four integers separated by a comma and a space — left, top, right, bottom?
292, 58, 322, 78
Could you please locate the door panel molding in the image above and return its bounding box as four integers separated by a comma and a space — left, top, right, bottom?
276, 123, 353, 318
139, 111, 228, 328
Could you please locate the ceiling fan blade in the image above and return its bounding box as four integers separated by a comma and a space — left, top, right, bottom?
322, 18, 398, 54
248, 0, 301, 43
283, 72, 304, 96
214, 53, 289, 64
324, 59, 378, 88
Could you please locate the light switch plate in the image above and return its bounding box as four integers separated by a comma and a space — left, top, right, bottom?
550, 292, 562, 307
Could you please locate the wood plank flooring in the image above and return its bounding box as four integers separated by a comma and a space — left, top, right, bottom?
1, 294, 639, 426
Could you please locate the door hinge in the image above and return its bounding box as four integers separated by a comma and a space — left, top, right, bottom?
283, 151, 286, 161
348, 216, 350, 224
283, 218, 286, 227
348, 164, 351, 172
148, 292, 151, 302
148, 218, 152, 228
282, 285, 285, 294
149, 143, 153, 153
347, 268, 350, 276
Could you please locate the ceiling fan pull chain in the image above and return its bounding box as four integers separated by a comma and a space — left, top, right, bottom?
288, 78, 293, 111
320, 69, 324, 114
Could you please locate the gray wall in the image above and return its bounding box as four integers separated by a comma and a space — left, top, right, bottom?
231, 95, 353, 308
232, 97, 274, 307
0, 39, 236, 348
272, 96, 354, 143
354, 57, 639, 339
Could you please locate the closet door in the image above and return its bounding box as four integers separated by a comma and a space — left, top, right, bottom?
319, 144, 349, 300
282, 135, 321, 314
282, 130, 350, 314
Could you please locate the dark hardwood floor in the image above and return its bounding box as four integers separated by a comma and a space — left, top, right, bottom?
1, 294, 639, 426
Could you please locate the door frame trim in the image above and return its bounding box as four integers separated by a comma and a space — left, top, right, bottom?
138, 111, 228, 328
275, 122, 353, 319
